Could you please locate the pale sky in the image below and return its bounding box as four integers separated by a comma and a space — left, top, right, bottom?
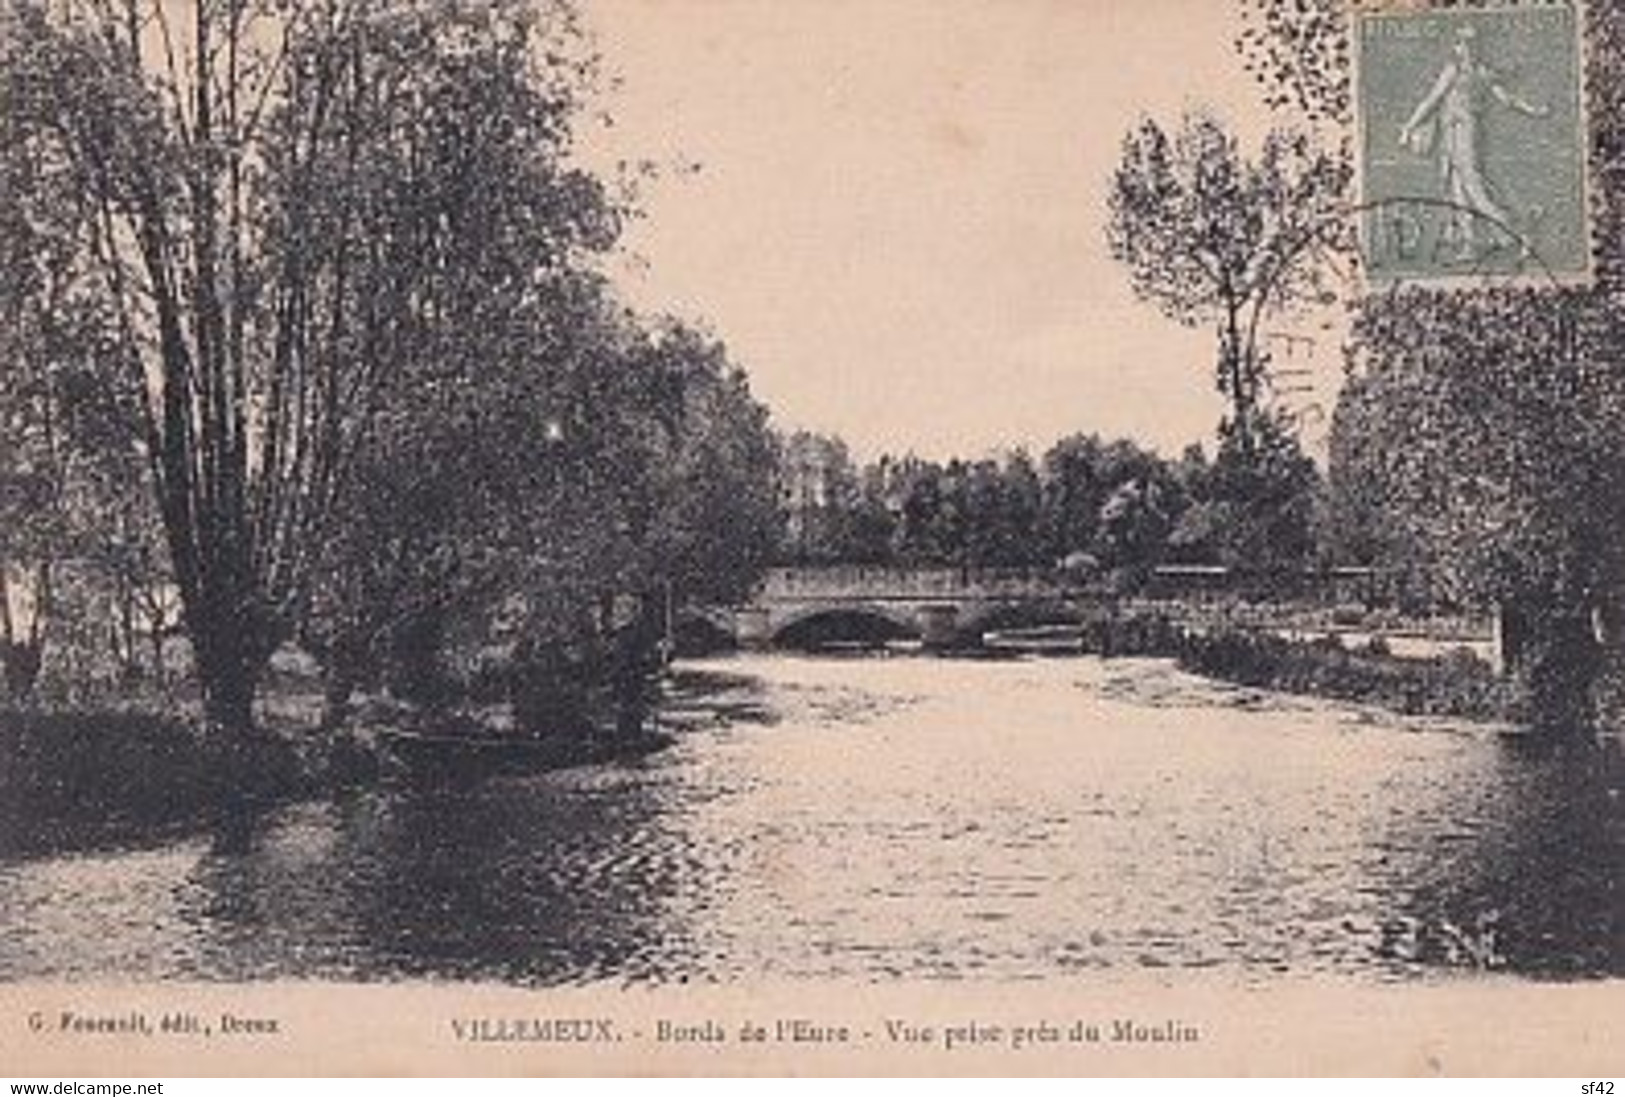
578, 0, 1345, 462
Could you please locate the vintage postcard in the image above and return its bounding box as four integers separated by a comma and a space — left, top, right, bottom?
1, 0, 1622, 1079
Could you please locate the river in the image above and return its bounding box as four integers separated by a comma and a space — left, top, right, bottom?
0, 653, 1619, 984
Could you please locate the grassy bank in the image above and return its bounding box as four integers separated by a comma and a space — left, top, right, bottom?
1176, 626, 1519, 723
0, 706, 230, 857
0, 619, 1527, 860
0, 694, 381, 858
0, 652, 667, 858
974, 611, 1516, 725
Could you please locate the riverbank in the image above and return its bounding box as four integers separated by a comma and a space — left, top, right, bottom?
0, 619, 1536, 861
989, 611, 1516, 724
1003, 612, 1518, 723
0, 672, 666, 859
0, 706, 213, 857
1174, 626, 1519, 723
8, 653, 1614, 985
0, 692, 380, 859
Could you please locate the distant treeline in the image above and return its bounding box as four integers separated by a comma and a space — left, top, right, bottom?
775, 414, 1322, 587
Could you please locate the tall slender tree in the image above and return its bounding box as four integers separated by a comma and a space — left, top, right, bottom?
1107, 111, 1349, 456
3, 0, 616, 777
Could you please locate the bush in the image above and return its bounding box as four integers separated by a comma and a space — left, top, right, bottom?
0, 695, 382, 858
0, 708, 213, 856
1177, 627, 1518, 722
1080, 612, 1185, 658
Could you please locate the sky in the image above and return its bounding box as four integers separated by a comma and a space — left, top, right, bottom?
577, 0, 1346, 462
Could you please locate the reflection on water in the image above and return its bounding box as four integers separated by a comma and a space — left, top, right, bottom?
0, 655, 1619, 984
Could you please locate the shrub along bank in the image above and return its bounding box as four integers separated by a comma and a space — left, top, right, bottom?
1175, 627, 1520, 723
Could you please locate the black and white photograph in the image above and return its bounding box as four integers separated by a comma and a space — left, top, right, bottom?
0, 0, 1621, 1078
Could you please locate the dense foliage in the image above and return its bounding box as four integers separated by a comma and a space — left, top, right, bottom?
1245, 0, 1625, 730
1, 0, 781, 777
1107, 111, 1348, 457
775, 427, 1321, 585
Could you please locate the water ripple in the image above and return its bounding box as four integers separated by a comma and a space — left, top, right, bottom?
0, 655, 1619, 983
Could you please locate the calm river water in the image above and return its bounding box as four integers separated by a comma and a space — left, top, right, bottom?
0, 654, 1620, 984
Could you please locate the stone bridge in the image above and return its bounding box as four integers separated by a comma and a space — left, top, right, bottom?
676, 564, 1499, 660
687, 566, 1071, 650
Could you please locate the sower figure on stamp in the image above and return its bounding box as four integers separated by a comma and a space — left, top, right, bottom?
1399, 24, 1548, 260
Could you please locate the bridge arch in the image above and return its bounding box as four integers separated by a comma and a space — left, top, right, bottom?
770, 605, 922, 650
671, 607, 739, 656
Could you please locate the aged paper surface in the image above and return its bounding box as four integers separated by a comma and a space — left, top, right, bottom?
3, 0, 1623, 1078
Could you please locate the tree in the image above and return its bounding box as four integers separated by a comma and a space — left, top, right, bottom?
892, 457, 947, 565
0, 90, 149, 698
1332, 289, 1625, 726
1038, 434, 1106, 563
777, 431, 864, 564
1236, 0, 1350, 128
306, 287, 781, 731
843, 462, 899, 566
1107, 111, 1349, 455
4, 0, 617, 772
1203, 410, 1320, 576
1252, 0, 1625, 731
1039, 434, 1172, 565
633, 321, 784, 607
1094, 476, 1174, 586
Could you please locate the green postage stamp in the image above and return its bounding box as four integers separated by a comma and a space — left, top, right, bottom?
1355, 1, 1591, 285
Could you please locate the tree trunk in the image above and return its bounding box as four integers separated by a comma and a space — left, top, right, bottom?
319, 626, 370, 731
201, 665, 257, 740
389, 606, 449, 708
192, 611, 282, 806
3, 639, 43, 702
321, 669, 355, 732
609, 593, 662, 741
0, 565, 15, 699
1220, 306, 1252, 458
114, 577, 139, 681
148, 619, 166, 685
1, 564, 46, 701
1518, 600, 1600, 736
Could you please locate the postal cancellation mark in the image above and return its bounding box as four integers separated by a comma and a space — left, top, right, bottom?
1355, 1, 1592, 286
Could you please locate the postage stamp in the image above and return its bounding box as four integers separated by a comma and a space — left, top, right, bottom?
1354, 1, 1592, 286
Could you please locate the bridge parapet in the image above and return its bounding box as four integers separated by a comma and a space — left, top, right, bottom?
758, 565, 1054, 601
